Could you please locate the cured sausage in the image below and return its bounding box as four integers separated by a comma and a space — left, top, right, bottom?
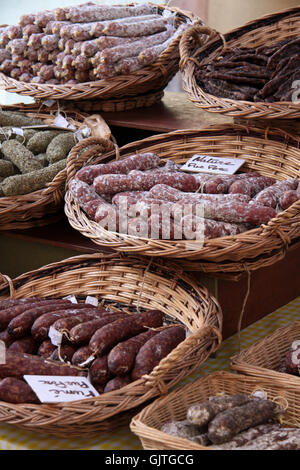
149, 184, 251, 204
207, 399, 283, 444
0, 350, 87, 378
253, 178, 299, 208
0, 299, 70, 331
279, 189, 300, 210
0, 377, 40, 404
66, 4, 154, 23
50, 344, 77, 362
89, 310, 164, 356
31, 307, 108, 342
51, 311, 111, 335
131, 325, 186, 380
93, 172, 200, 195
8, 336, 39, 355
71, 345, 93, 366
187, 394, 254, 427
69, 313, 128, 345
103, 376, 131, 393
37, 339, 56, 358
180, 215, 250, 240
75, 153, 161, 185
228, 176, 277, 197
89, 355, 112, 385
102, 17, 170, 38
7, 302, 83, 338
107, 329, 160, 376
172, 200, 276, 226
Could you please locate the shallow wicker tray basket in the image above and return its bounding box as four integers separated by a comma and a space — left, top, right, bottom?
0, 103, 108, 230
230, 321, 300, 388
0, 252, 222, 438
130, 370, 300, 450
64, 124, 300, 276
179, 6, 300, 120
0, 4, 199, 103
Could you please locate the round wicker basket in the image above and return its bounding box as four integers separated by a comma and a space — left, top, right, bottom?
179, 6, 300, 120
64, 124, 300, 276
231, 321, 300, 388
0, 104, 114, 230
0, 252, 222, 438
0, 4, 199, 102
130, 370, 300, 450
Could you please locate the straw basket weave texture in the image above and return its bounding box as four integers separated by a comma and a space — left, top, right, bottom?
231, 321, 300, 387
0, 4, 199, 103
130, 370, 300, 450
179, 6, 300, 120
0, 252, 222, 438
0, 103, 112, 230
64, 124, 300, 276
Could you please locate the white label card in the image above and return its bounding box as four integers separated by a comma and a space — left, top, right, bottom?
24, 375, 100, 403
181, 155, 245, 175
85, 296, 98, 307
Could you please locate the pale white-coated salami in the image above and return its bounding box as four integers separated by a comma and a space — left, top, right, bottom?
94, 172, 200, 195
149, 184, 251, 204
228, 175, 277, 197
76, 153, 161, 184
66, 4, 154, 23
253, 178, 299, 208
180, 214, 250, 240
102, 17, 171, 38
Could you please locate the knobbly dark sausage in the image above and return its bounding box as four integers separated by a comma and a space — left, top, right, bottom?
37, 339, 56, 358
50, 344, 77, 362
131, 325, 186, 380
89, 310, 164, 356
89, 355, 112, 385
0, 377, 40, 404
0, 350, 87, 378
69, 313, 128, 345
71, 345, 93, 366
8, 336, 39, 355
103, 376, 131, 393
107, 329, 160, 376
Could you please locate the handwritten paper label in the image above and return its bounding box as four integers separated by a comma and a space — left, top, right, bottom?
24, 376, 100, 403
181, 154, 245, 175
63, 295, 78, 304
11, 127, 24, 137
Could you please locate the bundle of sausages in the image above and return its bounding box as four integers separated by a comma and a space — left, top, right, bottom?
69, 152, 300, 241
0, 3, 190, 84
161, 393, 300, 450
277, 340, 300, 376
195, 38, 300, 102
0, 297, 186, 403
0, 109, 77, 196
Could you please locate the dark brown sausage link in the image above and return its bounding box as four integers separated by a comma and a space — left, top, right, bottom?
107, 329, 160, 376
0, 377, 40, 404
69, 313, 128, 345
131, 325, 186, 380
0, 350, 87, 378
8, 336, 39, 355
103, 376, 131, 393
89, 355, 112, 385
89, 310, 164, 356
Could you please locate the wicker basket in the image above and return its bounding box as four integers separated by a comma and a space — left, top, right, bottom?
64, 124, 300, 276
0, 4, 198, 102
0, 103, 115, 230
0, 252, 222, 438
231, 321, 300, 387
179, 7, 300, 120
130, 370, 300, 450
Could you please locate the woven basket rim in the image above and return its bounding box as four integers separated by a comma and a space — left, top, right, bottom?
0, 3, 199, 101
0, 252, 222, 436
64, 124, 300, 273
179, 6, 300, 119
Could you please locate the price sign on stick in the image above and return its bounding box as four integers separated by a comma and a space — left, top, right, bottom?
181, 155, 245, 175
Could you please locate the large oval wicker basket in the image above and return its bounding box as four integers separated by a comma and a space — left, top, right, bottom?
130, 370, 300, 450
179, 6, 300, 120
0, 252, 222, 438
64, 124, 300, 276
0, 4, 199, 103
0, 104, 114, 230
